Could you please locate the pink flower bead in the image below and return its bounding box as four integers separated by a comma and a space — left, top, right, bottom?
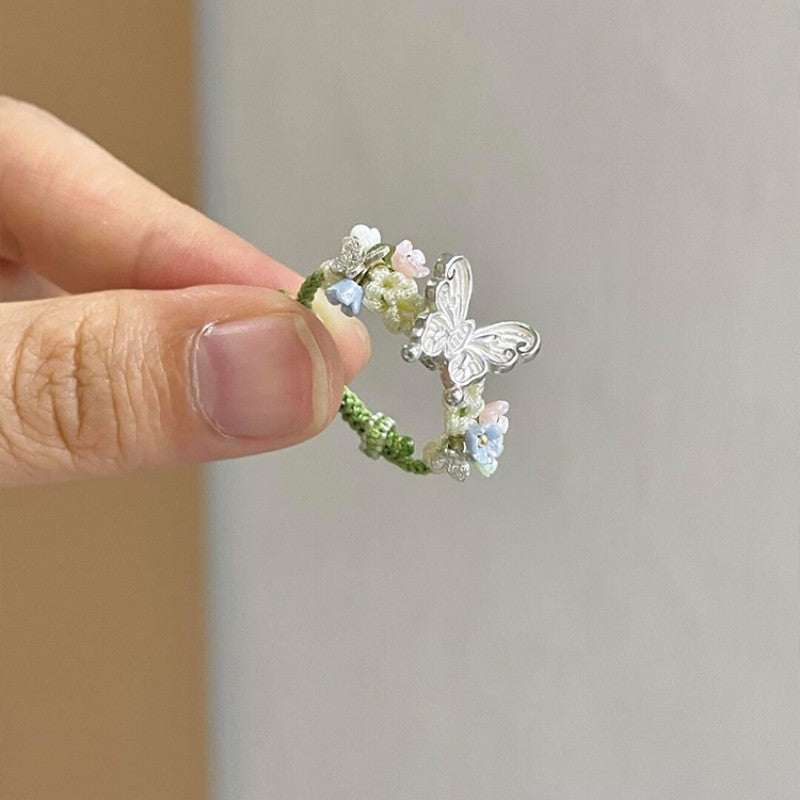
391, 239, 429, 278
479, 400, 509, 433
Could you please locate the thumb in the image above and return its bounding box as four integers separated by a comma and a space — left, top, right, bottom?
0, 285, 344, 485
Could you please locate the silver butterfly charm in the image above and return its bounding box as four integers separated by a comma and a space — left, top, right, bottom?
324, 236, 393, 283
404, 254, 540, 394
427, 444, 471, 482
324, 235, 368, 281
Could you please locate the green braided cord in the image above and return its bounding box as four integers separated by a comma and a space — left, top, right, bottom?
296, 270, 431, 474
296, 269, 326, 308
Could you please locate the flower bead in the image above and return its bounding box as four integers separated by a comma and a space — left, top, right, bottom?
362, 266, 425, 334
422, 436, 446, 468
474, 458, 498, 477
465, 381, 486, 407
465, 422, 504, 464
325, 278, 363, 317
350, 224, 381, 251
384, 292, 426, 335
444, 407, 475, 436
391, 239, 429, 278
479, 400, 509, 434
443, 382, 485, 435
362, 266, 418, 312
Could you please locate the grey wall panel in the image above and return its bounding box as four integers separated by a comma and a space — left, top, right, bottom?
199, 3, 799, 798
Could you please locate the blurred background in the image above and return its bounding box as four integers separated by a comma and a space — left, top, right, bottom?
2, 2, 799, 799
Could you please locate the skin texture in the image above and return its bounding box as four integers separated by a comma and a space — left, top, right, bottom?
0, 97, 371, 486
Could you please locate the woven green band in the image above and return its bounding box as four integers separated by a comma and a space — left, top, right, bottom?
296, 269, 431, 474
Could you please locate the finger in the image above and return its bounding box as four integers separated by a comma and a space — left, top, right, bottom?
0, 285, 345, 486
1, 259, 67, 301
0, 96, 369, 381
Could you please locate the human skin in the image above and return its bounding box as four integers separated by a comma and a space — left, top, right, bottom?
0, 97, 371, 486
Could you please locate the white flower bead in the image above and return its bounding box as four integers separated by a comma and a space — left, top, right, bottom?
350, 224, 381, 251
362, 268, 389, 311
442, 380, 485, 435
444, 406, 474, 436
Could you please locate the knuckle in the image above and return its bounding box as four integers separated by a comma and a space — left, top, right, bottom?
0, 296, 170, 476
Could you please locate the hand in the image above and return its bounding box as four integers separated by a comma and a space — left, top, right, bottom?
0, 98, 370, 486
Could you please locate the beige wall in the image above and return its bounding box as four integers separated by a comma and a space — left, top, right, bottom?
1, 3, 207, 799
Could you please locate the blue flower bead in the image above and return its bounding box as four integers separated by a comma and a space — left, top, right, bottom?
464, 422, 504, 464
325, 278, 363, 317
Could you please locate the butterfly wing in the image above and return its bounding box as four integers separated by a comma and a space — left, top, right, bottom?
418, 311, 452, 358
465, 321, 540, 375
447, 347, 489, 386
416, 254, 473, 362
429, 254, 472, 329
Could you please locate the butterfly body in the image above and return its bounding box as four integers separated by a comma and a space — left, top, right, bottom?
406, 253, 540, 390
444, 320, 475, 358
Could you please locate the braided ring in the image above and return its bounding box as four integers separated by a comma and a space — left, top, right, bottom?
296, 224, 540, 482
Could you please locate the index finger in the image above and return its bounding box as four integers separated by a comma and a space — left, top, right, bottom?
0, 97, 370, 377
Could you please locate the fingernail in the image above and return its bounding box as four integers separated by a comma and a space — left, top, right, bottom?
315, 294, 370, 344
193, 313, 332, 439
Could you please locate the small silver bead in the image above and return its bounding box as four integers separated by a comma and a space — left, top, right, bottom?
445, 386, 464, 406
402, 343, 421, 362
